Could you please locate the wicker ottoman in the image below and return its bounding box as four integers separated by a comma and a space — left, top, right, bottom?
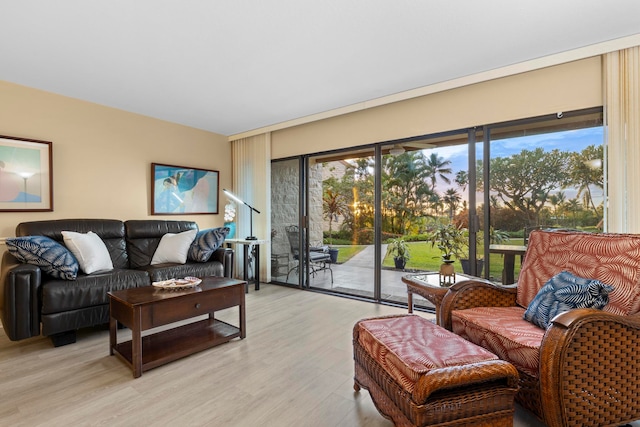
353, 314, 519, 427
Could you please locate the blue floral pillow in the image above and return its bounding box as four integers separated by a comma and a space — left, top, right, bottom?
523, 271, 614, 329
188, 227, 230, 262
6, 236, 79, 280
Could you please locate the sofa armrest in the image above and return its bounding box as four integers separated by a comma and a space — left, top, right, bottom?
1, 252, 42, 341
440, 280, 517, 330
539, 309, 640, 426
210, 247, 234, 278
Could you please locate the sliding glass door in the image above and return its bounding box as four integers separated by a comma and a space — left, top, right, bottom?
379, 131, 477, 308
270, 107, 604, 312
484, 108, 604, 284
305, 149, 376, 297
270, 159, 303, 286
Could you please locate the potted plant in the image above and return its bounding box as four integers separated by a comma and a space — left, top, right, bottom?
322, 187, 348, 263
426, 222, 466, 263
426, 222, 466, 283
459, 227, 510, 275
386, 238, 410, 270
223, 202, 236, 238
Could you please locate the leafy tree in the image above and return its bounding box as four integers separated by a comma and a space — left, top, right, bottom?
568, 145, 603, 215
482, 148, 571, 226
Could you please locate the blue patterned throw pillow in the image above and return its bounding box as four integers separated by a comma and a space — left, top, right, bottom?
188, 227, 230, 262
523, 271, 613, 329
6, 236, 79, 280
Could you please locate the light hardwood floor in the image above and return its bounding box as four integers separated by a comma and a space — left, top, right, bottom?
0, 284, 630, 426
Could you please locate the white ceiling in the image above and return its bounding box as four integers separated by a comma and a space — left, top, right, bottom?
1, 1, 640, 136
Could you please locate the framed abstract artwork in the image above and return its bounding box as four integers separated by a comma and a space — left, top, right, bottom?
151, 163, 219, 215
0, 135, 53, 212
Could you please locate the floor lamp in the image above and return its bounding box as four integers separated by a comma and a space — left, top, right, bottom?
223, 189, 260, 240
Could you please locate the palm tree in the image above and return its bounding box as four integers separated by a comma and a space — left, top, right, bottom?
549, 191, 566, 221
323, 187, 349, 245
566, 198, 582, 227
384, 152, 432, 233
442, 188, 462, 221
455, 170, 469, 192
425, 152, 452, 193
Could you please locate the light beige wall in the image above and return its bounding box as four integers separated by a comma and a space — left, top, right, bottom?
0, 80, 230, 238
271, 56, 602, 158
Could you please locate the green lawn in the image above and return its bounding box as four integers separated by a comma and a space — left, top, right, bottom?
333, 245, 367, 263
398, 240, 525, 280
331, 240, 525, 281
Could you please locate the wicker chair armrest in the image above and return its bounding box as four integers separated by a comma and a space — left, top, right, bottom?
539, 309, 640, 427
440, 280, 517, 330
412, 360, 519, 404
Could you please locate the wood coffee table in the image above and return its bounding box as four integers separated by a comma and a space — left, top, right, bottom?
109, 276, 246, 378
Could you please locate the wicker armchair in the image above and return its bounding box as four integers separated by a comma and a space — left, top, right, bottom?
440, 230, 640, 427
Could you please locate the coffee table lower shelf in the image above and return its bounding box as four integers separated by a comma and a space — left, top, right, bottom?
112, 319, 240, 374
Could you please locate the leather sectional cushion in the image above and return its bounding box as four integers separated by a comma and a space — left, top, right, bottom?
139, 259, 225, 282
125, 220, 198, 269
40, 269, 149, 314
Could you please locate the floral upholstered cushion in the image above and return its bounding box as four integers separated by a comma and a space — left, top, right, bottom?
452, 306, 544, 378
357, 315, 498, 393
517, 230, 640, 316
523, 271, 613, 329
6, 235, 79, 280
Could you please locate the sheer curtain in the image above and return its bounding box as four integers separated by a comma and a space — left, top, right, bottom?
229, 133, 271, 281
605, 46, 640, 232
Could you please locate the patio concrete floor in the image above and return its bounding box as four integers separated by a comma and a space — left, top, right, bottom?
272, 244, 476, 311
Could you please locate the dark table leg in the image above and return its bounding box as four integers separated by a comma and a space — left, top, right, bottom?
407, 290, 414, 313
109, 314, 116, 356
243, 244, 249, 293
239, 287, 246, 339
253, 244, 260, 291
503, 254, 516, 284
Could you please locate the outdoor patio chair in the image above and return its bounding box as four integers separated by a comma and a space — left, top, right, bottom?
285, 225, 333, 285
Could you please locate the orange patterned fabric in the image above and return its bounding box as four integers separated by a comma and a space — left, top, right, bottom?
357, 315, 498, 393
452, 306, 544, 377
517, 230, 640, 316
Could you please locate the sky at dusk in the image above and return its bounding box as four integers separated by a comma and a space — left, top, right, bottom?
425, 126, 605, 204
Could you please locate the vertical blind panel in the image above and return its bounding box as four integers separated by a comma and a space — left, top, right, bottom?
231, 133, 271, 281
605, 46, 640, 233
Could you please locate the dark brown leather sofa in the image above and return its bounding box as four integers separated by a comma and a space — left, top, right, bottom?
1, 219, 234, 346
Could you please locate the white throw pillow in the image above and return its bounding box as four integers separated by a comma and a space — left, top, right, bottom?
61, 231, 114, 274
151, 229, 197, 265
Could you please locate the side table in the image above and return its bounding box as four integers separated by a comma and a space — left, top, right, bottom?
402, 272, 472, 325
225, 238, 268, 292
